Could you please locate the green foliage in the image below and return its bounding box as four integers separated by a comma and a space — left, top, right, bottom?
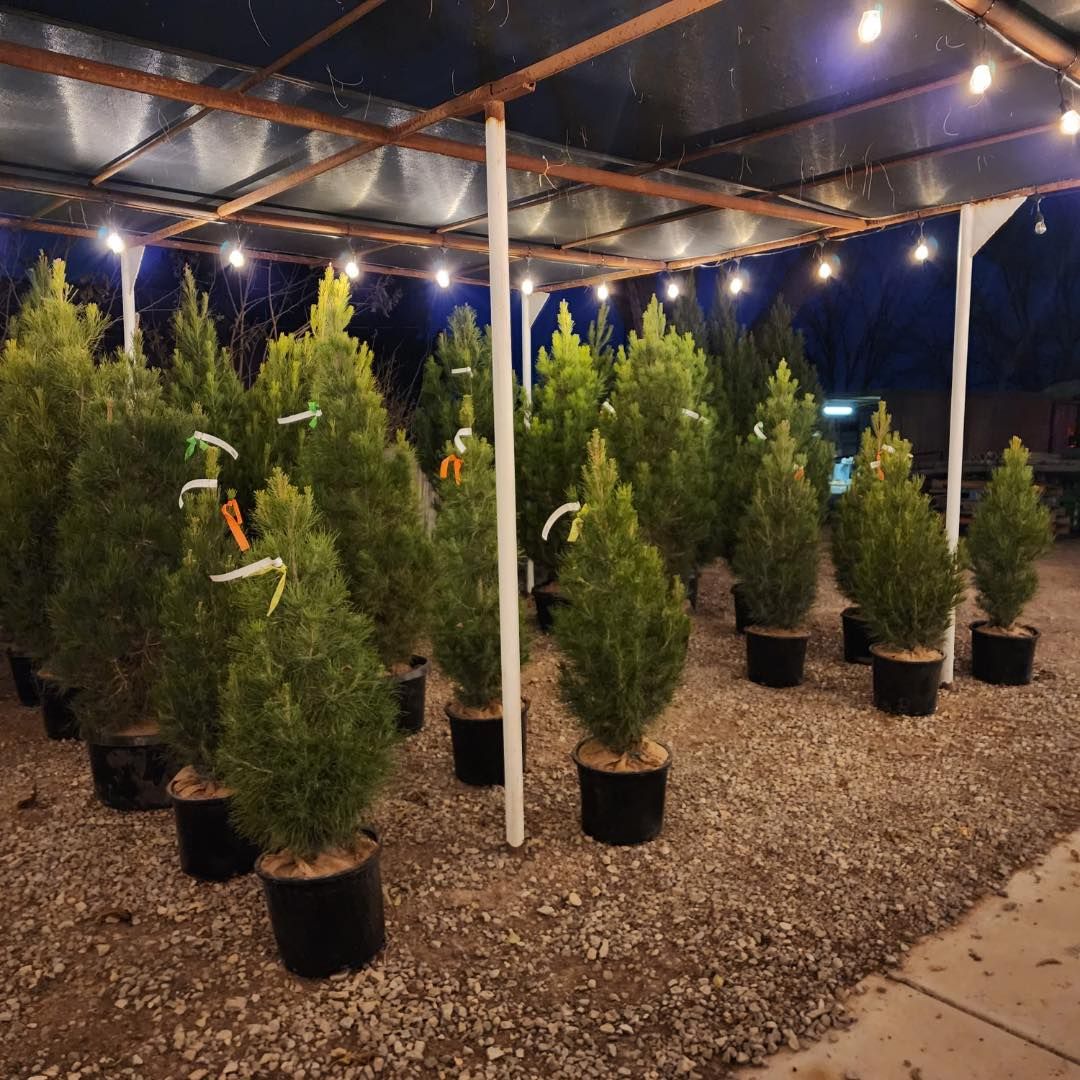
299, 270, 434, 667
601, 296, 715, 581
555, 433, 689, 755
432, 399, 526, 707
586, 301, 615, 393
832, 402, 913, 603
733, 421, 820, 629
968, 437, 1053, 628
218, 470, 397, 859
706, 295, 769, 439
49, 349, 195, 737
853, 463, 966, 654
156, 449, 240, 775
756, 298, 824, 410
414, 306, 494, 475
668, 276, 707, 351
0, 257, 102, 658
518, 301, 604, 579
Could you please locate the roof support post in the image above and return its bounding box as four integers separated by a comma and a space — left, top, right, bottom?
942, 196, 1024, 684
521, 290, 550, 596
120, 245, 145, 354
485, 101, 525, 848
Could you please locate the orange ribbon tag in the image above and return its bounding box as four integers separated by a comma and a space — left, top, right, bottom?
221, 499, 251, 552
439, 454, 463, 485
794, 466, 805, 481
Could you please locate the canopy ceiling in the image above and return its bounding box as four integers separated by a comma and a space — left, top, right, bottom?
0, 0, 1076, 290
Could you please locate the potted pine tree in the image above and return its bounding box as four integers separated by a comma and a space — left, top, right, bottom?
556, 433, 689, 845
733, 421, 820, 687
854, 461, 966, 715
299, 270, 434, 732
218, 470, 398, 978
0, 257, 105, 727
832, 403, 913, 663
433, 400, 527, 785
50, 348, 194, 808
518, 301, 604, 631
158, 450, 257, 880
968, 438, 1053, 685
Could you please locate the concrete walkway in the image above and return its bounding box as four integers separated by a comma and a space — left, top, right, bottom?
744, 831, 1080, 1079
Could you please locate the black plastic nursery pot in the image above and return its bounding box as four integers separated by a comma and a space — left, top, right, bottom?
169, 781, 258, 882
870, 645, 943, 716
841, 606, 874, 665
7, 649, 40, 707
87, 729, 176, 811
970, 622, 1039, 686
573, 739, 672, 846
731, 583, 751, 635
257, 830, 385, 979
40, 677, 80, 741
388, 656, 429, 734
533, 584, 567, 634
745, 627, 809, 688
445, 699, 529, 787
685, 571, 699, 612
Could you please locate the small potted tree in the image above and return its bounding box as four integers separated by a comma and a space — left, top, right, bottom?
218, 470, 398, 978
556, 432, 689, 845
733, 421, 820, 687
158, 450, 257, 881
832, 402, 912, 663
854, 462, 966, 715
433, 399, 527, 785
967, 437, 1053, 685
299, 270, 434, 732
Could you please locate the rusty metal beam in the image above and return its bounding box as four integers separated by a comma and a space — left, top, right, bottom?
560, 206, 715, 250
0, 39, 863, 232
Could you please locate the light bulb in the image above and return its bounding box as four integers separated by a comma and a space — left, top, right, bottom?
970, 62, 992, 95
1034, 212, 1047, 236
665, 281, 680, 300
858, 8, 882, 43
597, 283, 610, 301
228, 247, 246, 269
435, 267, 451, 289
344, 259, 360, 280
914, 240, 929, 262
728, 272, 745, 295
105, 230, 124, 254
520, 276, 534, 296
1061, 107, 1080, 136
817, 258, 833, 281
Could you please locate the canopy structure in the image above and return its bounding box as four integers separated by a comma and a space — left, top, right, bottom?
1, 0, 1077, 843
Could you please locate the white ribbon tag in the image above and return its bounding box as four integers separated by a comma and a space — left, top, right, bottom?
542, 501, 581, 541
682, 408, 703, 422
882, 444, 896, 453
450, 366, 472, 376
210, 556, 283, 584
179, 478, 218, 509
277, 408, 322, 426
601, 400, 616, 416
453, 427, 472, 454
193, 430, 239, 460
753, 421, 766, 440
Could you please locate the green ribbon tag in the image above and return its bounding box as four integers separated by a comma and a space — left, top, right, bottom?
184, 435, 209, 460
307, 401, 320, 429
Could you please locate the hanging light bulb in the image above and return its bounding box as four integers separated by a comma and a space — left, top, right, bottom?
970, 61, 992, 95
597, 282, 610, 302
913, 224, 930, 263
105, 229, 125, 254
344, 258, 361, 280
857, 7, 882, 43
520, 276, 534, 296
435, 266, 451, 289
228, 245, 246, 269
816, 247, 833, 281
1034, 198, 1047, 236
666, 280, 680, 301
728, 269, 745, 295
1061, 105, 1080, 136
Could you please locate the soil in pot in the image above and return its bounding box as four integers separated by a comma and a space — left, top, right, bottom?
39, 673, 80, 741
573, 738, 671, 846
6, 649, 40, 707
871, 644, 943, 716
387, 656, 429, 734
257, 830, 385, 978
445, 699, 529, 786
731, 583, 751, 635
841, 606, 874, 665
533, 581, 567, 634
745, 626, 809, 688
87, 723, 176, 811
971, 621, 1039, 686
169, 766, 258, 882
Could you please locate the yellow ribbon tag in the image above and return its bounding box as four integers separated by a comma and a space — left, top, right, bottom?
266, 563, 288, 616
567, 504, 589, 542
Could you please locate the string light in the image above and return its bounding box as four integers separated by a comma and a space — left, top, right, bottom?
665, 280, 680, 300
228, 246, 246, 269
1062, 105, 1080, 136
105, 229, 124, 254
728, 268, 745, 295
520, 276, 534, 295
816, 245, 834, 281
857, 7, 882, 44
1034, 197, 1047, 236
435, 266, 451, 288
344, 258, 361, 280
913, 223, 929, 263
597, 282, 610, 302
970, 61, 992, 95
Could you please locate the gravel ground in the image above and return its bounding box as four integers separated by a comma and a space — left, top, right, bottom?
2, 542, 1078, 1080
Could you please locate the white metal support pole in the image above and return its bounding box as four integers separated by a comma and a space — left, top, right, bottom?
120, 245, 145, 355
942, 197, 1025, 684
521, 290, 549, 596
485, 101, 525, 848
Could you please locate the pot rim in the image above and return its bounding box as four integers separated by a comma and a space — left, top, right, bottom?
256, 827, 380, 887
841, 605, 867, 621
745, 625, 811, 641
444, 697, 530, 723
167, 775, 233, 805
571, 736, 673, 777
88, 728, 166, 748
387, 655, 429, 685
869, 643, 944, 666
970, 620, 1040, 640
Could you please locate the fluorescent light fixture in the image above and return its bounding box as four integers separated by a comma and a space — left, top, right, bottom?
823, 404, 854, 417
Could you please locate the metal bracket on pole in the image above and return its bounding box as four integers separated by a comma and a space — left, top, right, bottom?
120, 245, 145, 355
522, 290, 550, 596
942, 196, 1025, 684
485, 101, 525, 848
